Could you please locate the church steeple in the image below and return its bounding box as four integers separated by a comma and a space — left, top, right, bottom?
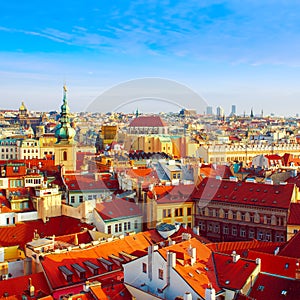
55, 85, 76, 144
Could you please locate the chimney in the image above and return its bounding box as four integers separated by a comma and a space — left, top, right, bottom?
231, 251, 240, 263
147, 245, 158, 281
188, 246, 196, 266
183, 292, 192, 300
28, 278, 35, 297
205, 284, 216, 300
167, 251, 176, 287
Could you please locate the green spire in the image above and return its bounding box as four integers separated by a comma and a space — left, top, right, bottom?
55, 85, 76, 144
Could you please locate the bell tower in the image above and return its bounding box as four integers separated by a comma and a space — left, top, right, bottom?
54, 86, 76, 172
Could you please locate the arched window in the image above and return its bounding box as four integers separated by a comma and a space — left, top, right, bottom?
63, 151, 67, 161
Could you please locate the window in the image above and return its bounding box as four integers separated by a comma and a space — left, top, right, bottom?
266, 233, 271, 241
232, 212, 237, 220
175, 208, 183, 217
258, 231, 264, 241
134, 220, 138, 229
223, 226, 229, 234
214, 225, 220, 233
232, 226, 237, 236
115, 224, 119, 233
70, 196, 75, 203
249, 229, 255, 239
6, 218, 9, 225
107, 225, 111, 234
88, 195, 93, 200
142, 263, 147, 273
128, 222, 131, 230
124, 222, 127, 231
118, 223, 122, 232
63, 151, 67, 161
187, 207, 192, 216
208, 224, 213, 232
224, 211, 228, 219
241, 213, 246, 221
158, 269, 164, 280
163, 209, 171, 218
240, 228, 246, 237
79, 195, 83, 203
12, 217, 15, 224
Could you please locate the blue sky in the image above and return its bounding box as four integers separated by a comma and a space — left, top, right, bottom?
1, 0, 300, 115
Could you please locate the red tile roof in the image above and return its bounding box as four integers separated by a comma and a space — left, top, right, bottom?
199, 164, 233, 179
279, 231, 300, 258
41, 233, 152, 290
288, 203, 300, 225
95, 198, 142, 221
129, 116, 167, 127
0, 272, 50, 298
64, 175, 119, 191
247, 250, 299, 278
148, 184, 195, 203
213, 253, 258, 290
207, 240, 284, 255
249, 273, 300, 300
192, 178, 295, 209
54, 230, 92, 245
0, 216, 94, 249
158, 238, 221, 297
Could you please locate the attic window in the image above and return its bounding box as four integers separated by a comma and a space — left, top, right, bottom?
232, 196, 236, 200
250, 188, 254, 192
89, 183, 93, 186
71, 184, 75, 187
129, 207, 134, 211
285, 263, 289, 269
244, 198, 248, 201
273, 200, 277, 204
257, 189, 260, 192
281, 290, 287, 296
108, 211, 113, 215
257, 285, 264, 291
225, 280, 230, 285
223, 185, 228, 189
275, 190, 280, 194
264, 190, 268, 193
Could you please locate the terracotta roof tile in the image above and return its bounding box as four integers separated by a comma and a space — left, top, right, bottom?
95, 198, 142, 221
247, 250, 299, 278
207, 240, 284, 255
41, 233, 152, 290
158, 238, 221, 297
0, 272, 50, 298
0, 216, 93, 249
279, 231, 300, 258
213, 252, 258, 290
249, 273, 300, 300
129, 116, 167, 127
193, 178, 295, 209
64, 175, 119, 191
288, 203, 300, 225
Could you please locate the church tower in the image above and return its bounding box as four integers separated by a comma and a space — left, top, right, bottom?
54, 86, 76, 172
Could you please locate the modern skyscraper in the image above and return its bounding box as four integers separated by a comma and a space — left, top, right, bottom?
231, 104, 236, 115
216, 106, 224, 118
206, 106, 213, 115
